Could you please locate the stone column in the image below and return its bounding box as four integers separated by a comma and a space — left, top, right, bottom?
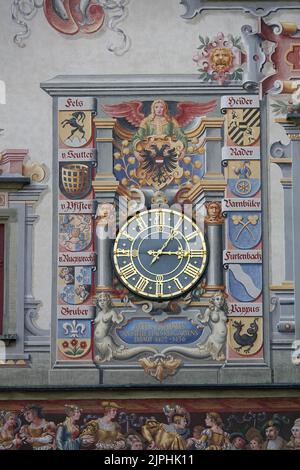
270, 142, 294, 283
204, 201, 225, 295
93, 119, 119, 294
201, 119, 224, 178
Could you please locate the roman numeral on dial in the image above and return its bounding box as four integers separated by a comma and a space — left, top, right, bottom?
123, 232, 134, 242
190, 249, 206, 257
136, 216, 147, 230
184, 264, 200, 277
136, 276, 149, 292
120, 263, 137, 279
154, 211, 165, 229
186, 231, 198, 241
174, 278, 183, 290
115, 249, 138, 257
156, 275, 164, 296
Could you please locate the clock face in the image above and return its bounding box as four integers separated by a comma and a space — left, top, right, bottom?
113, 208, 208, 300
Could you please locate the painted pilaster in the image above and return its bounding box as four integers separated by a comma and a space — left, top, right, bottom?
204, 202, 225, 294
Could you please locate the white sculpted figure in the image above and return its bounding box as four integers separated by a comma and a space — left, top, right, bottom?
162, 291, 228, 361
94, 292, 156, 363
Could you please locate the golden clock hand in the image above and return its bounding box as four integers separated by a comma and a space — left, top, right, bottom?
150, 229, 177, 265
148, 249, 189, 259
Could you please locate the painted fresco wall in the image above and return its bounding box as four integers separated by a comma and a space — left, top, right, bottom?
0, 392, 300, 450
1, 0, 300, 416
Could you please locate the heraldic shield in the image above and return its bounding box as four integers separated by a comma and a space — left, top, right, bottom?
59, 110, 93, 148
58, 266, 92, 305
228, 109, 260, 146
59, 163, 92, 199
59, 214, 92, 252
228, 264, 262, 302
57, 319, 91, 360
228, 212, 262, 249
136, 136, 184, 190
227, 160, 261, 198
228, 317, 263, 356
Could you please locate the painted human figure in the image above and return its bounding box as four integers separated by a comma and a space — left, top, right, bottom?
286, 418, 300, 450
186, 425, 204, 449
126, 434, 144, 450
0, 412, 22, 450
80, 401, 125, 450
194, 412, 231, 450
204, 201, 223, 224
233, 161, 252, 179
262, 420, 287, 450
19, 405, 56, 450
56, 405, 82, 450
132, 99, 188, 153
93, 292, 124, 363
245, 427, 264, 450
141, 412, 189, 450
197, 291, 228, 361
229, 432, 248, 450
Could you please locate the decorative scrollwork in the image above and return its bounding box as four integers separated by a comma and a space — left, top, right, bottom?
11, 0, 131, 55
139, 353, 182, 382
23, 161, 47, 182
12, 0, 44, 48
270, 141, 291, 159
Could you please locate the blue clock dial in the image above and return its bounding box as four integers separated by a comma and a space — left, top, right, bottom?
113, 208, 208, 299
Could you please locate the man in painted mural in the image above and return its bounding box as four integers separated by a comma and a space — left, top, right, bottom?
80, 401, 126, 450
262, 420, 287, 450
19, 405, 56, 450
56, 405, 82, 450
141, 406, 190, 450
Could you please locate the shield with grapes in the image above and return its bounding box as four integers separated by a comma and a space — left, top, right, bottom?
228, 212, 261, 249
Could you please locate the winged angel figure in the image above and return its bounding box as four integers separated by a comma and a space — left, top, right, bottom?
102, 99, 216, 189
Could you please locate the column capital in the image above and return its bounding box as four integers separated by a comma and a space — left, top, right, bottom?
94, 119, 116, 129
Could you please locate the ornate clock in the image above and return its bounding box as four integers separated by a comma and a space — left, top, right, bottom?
113, 208, 208, 299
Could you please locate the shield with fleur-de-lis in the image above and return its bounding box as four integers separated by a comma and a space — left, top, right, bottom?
228, 212, 261, 249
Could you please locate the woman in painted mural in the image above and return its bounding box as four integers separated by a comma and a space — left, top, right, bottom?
0, 402, 299, 450
56, 405, 82, 450
102, 98, 216, 190
131, 99, 188, 151
80, 401, 126, 450
19, 405, 56, 450
194, 412, 231, 450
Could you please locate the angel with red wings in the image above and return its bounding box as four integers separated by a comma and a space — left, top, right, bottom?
102, 98, 217, 151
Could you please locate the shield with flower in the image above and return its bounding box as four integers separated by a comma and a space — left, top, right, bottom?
228, 212, 261, 249
57, 319, 91, 360
193, 33, 245, 85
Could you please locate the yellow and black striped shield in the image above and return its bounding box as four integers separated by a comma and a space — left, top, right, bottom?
228, 108, 260, 146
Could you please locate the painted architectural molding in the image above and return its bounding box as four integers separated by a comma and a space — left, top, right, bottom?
11, 0, 131, 55
242, 20, 300, 95
0, 149, 49, 360
180, 0, 300, 19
